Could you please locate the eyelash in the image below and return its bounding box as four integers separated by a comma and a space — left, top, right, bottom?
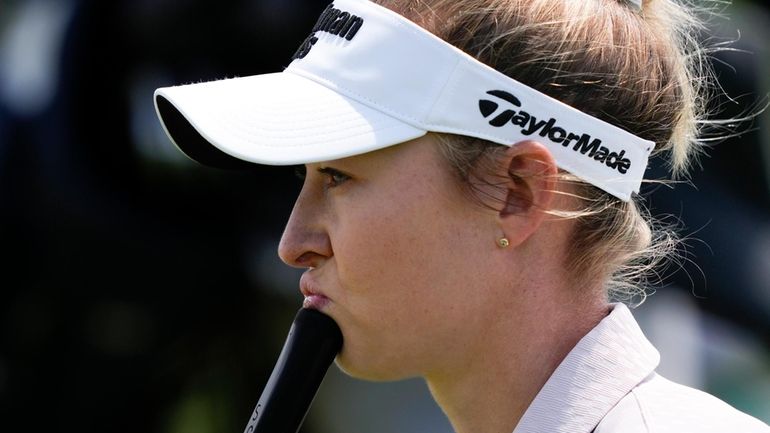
293, 165, 350, 188
318, 167, 351, 188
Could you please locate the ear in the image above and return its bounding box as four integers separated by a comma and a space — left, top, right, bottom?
496, 140, 558, 247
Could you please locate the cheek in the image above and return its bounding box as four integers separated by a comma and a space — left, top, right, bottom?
335, 188, 448, 306
330, 187, 484, 378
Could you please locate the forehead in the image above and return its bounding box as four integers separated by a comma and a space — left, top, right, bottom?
308, 134, 442, 171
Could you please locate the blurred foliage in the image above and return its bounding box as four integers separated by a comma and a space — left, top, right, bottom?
0, 0, 768, 432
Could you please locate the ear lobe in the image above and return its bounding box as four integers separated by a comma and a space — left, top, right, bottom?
497, 140, 558, 245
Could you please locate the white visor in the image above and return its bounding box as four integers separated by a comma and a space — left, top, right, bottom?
154, 0, 655, 201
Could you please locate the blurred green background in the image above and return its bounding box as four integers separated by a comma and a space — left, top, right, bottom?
0, 1, 768, 432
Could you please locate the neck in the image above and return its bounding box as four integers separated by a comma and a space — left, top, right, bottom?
425, 293, 609, 433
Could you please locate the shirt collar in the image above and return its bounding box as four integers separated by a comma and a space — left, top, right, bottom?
512, 303, 660, 433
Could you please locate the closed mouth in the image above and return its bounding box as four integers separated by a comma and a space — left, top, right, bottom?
300, 272, 331, 309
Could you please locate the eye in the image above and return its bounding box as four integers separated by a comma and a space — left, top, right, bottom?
318, 167, 351, 188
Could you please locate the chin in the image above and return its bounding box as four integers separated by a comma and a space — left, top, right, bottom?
334, 348, 415, 382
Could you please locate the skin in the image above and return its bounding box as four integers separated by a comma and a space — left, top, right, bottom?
278, 134, 610, 433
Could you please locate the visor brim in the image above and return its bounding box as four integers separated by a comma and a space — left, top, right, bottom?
154, 72, 427, 169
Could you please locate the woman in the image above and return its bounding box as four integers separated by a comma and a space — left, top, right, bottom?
154, 0, 770, 431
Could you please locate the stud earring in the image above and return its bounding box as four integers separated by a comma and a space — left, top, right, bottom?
497, 237, 510, 248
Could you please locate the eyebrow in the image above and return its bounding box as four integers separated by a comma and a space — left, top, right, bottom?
317, 166, 343, 175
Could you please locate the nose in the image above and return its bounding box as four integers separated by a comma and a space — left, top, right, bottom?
278, 190, 333, 269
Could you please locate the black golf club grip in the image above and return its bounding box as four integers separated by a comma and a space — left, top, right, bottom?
243, 308, 343, 433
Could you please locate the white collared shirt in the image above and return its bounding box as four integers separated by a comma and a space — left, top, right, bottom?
513, 304, 770, 433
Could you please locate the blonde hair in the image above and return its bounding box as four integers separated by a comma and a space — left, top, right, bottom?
375, 0, 717, 301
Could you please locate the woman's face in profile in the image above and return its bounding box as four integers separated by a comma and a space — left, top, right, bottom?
278, 135, 502, 380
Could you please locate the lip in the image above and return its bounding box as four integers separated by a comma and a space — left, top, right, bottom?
299, 272, 331, 310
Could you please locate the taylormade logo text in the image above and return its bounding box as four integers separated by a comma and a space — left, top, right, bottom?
479, 90, 631, 174
293, 4, 365, 60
